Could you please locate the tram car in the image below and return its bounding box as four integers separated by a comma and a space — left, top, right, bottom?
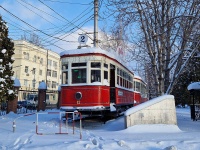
133, 76, 148, 105
60, 47, 148, 116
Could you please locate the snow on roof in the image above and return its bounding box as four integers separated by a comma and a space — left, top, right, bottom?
60, 47, 112, 57
58, 86, 61, 91
125, 95, 174, 116
133, 75, 142, 80
14, 78, 21, 87
60, 47, 129, 71
38, 81, 47, 90
187, 82, 200, 90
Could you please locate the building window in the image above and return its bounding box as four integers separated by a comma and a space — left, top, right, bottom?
52, 71, 57, 78
48, 59, 52, 67
52, 81, 57, 88
33, 55, 36, 62
47, 69, 51, 76
24, 52, 29, 60
53, 61, 57, 68
32, 79, 36, 89
40, 58, 43, 64
47, 80, 51, 88
25, 66, 29, 73
32, 68, 36, 75
24, 79, 28, 87
39, 70, 42, 75
26, 53, 29, 59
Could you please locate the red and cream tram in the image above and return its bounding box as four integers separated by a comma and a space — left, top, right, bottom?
60, 47, 148, 116
133, 76, 148, 105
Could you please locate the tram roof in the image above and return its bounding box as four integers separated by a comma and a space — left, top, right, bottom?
60, 47, 134, 74
60, 47, 119, 60
134, 75, 142, 80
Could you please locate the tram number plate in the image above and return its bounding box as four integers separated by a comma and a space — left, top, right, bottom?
77, 101, 80, 104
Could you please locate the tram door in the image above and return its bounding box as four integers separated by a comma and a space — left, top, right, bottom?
110, 64, 116, 103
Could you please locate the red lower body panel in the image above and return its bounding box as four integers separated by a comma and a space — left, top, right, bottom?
115, 88, 134, 105
61, 86, 110, 107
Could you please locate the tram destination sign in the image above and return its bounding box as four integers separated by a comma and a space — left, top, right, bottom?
78, 34, 88, 44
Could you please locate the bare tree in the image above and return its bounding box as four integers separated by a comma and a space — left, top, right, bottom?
106, 0, 200, 96
21, 33, 43, 47
99, 22, 131, 62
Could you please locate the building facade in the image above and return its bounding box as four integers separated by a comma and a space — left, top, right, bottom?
12, 40, 61, 104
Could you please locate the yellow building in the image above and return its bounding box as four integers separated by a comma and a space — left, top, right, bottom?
12, 40, 61, 104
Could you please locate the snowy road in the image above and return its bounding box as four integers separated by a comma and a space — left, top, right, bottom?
1, 108, 200, 150
176, 108, 200, 132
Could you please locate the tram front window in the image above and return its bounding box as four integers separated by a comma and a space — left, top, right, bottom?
72, 69, 86, 83
91, 62, 101, 68
91, 70, 101, 82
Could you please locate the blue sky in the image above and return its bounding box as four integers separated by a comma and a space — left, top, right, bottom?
0, 0, 145, 79
0, 0, 110, 53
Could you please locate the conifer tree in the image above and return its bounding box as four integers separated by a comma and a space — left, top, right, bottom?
0, 16, 15, 105
172, 53, 200, 106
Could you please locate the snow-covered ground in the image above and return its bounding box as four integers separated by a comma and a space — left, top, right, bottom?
0, 107, 200, 150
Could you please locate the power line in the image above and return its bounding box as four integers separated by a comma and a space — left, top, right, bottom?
37, 0, 93, 40
16, 0, 58, 27
0, 0, 106, 51
0, 5, 77, 43
39, 6, 94, 43
0, 7, 76, 51
19, 0, 65, 22
3, 1, 85, 42
43, 0, 92, 5
42, 7, 94, 44
43, 15, 94, 46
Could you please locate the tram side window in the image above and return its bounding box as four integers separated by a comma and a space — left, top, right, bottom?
91, 70, 101, 82
91, 62, 101, 83
117, 68, 119, 85
62, 72, 68, 84
117, 76, 119, 85
129, 76, 133, 89
141, 84, 145, 97
135, 81, 140, 92
141, 83, 147, 97
104, 71, 108, 80
72, 69, 86, 83
104, 63, 108, 81
122, 71, 125, 87
104, 63, 108, 68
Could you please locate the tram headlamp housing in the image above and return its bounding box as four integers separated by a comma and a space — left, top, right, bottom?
75, 92, 82, 100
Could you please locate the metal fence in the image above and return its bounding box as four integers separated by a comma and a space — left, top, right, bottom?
0, 104, 57, 116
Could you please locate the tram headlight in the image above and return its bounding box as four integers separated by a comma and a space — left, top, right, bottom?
75, 92, 82, 100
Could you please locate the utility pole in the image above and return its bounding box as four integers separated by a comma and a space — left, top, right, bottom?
94, 0, 98, 48
46, 49, 48, 90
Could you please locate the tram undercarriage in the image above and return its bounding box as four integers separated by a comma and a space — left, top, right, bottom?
62, 103, 133, 119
